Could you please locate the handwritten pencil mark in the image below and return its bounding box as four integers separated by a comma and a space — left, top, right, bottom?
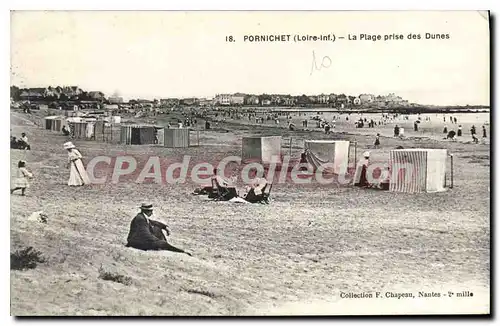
310, 50, 332, 76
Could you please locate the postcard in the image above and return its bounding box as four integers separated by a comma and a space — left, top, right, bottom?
10, 10, 490, 316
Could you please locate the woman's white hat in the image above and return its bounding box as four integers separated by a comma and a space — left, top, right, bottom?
63, 141, 75, 149
363, 151, 370, 158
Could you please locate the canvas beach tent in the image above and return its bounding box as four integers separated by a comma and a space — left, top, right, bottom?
389, 148, 448, 193
242, 136, 282, 164
304, 140, 350, 175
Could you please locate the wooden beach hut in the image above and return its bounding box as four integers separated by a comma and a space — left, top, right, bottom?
164, 128, 190, 148
69, 119, 96, 140
43, 116, 63, 130
120, 125, 158, 145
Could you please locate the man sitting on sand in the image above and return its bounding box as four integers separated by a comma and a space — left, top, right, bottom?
126, 203, 192, 255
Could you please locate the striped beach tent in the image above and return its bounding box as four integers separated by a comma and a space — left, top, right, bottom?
389, 149, 448, 193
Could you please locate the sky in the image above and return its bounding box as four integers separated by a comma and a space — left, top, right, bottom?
10, 11, 490, 105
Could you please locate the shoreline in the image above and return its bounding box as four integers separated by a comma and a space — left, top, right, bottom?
220, 106, 490, 114
208, 115, 490, 147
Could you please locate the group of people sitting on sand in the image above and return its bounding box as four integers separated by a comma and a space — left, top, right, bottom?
192, 168, 271, 204
10, 132, 31, 150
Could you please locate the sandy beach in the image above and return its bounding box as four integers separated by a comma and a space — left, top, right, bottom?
10, 109, 490, 315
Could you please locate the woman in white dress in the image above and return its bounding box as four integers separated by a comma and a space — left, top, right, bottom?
64, 142, 90, 186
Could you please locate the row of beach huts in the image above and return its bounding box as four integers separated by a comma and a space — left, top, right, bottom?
42, 115, 191, 148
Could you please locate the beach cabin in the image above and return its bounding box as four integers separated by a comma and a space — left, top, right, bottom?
304, 140, 350, 174
242, 136, 282, 164
389, 148, 448, 193
164, 128, 190, 148
120, 125, 159, 145
43, 116, 64, 131
70, 120, 96, 140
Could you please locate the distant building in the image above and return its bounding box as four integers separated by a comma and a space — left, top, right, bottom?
213, 94, 245, 106
308, 96, 318, 104
386, 93, 404, 105
180, 98, 198, 106
88, 91, 106, 101
317, 94, 329, 104
45, 86, 59, 98
374, 95, 386, 106
261, 99, 271, 106
160, 98, 180, 107
63, 86, 83, 97
359, 94, 375, 104
245, 95, 259, 105
199, 98, 213, 107
231, 93, 245, 105
19, 88, 46, 100
214, 94, 232, 106
283, 97, 296, 106
135, 99, 153, 104
271, 96, 282, 106
109, 96, 124, 104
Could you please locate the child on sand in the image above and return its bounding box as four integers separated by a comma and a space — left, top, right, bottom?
11, 160, 33, 196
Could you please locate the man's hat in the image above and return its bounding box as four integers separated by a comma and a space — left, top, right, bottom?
140, 203, 153, 211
